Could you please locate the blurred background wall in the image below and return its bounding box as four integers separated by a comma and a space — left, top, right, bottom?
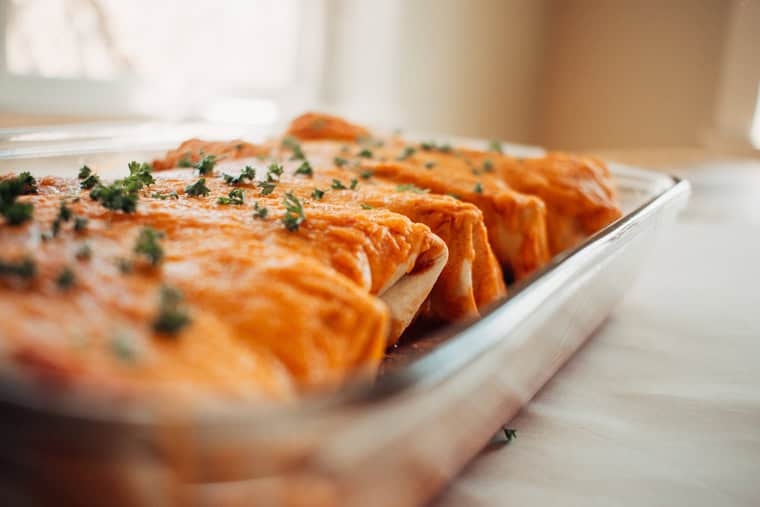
0, 0, 758, 154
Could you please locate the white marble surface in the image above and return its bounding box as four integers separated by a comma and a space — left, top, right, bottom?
435, 157, 760, 506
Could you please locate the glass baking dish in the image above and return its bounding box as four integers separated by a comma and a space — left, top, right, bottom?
0, 123, 690, 506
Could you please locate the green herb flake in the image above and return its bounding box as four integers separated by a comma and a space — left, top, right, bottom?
78, 166, 100, 189
473, 182, 484, 194
177, 153, 193, 168
349, 178, 358, 190
360, 203, 373, 210
359, 170, 374, 180
257, 180, 276, 195
75, 243, 92, 261
88, 162, 154, 213
194, 154, 217, 175
110, 334, 137, 363
294, 161, 313, 177
253, 201, 269, 219
331, 179, 348, 190
488, 140, 503, 154
2, 202, 34, 225
1, 172, 38, 225
447, 192, 462, 200
134, 227, 165, 266
56, 266, 75, 289
334, 157, 348, 167
311, 188, 325, 200
0, 257, 36, 280
117, 258, 133, 274
223, 165, 256, 186
424, 161, 436, 170
483, 159, 494, 172
152, 285, 191, 336
396, 183, 430, 194
217, 188, 245, 205
358, 148, 373, 159
397, 146, 416, 161
184, 178, 210, 197
420, 141, 452, 153
74, 216, 88, 232
127, 161, 155, 186
281, 192, 306, 232
282, 136, 306, 161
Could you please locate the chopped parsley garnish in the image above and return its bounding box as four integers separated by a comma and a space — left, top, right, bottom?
152, 285, 191, 336
350, 178, 358, 190
397, 146, 416, 161
360, 203, 373, 210
483, 159, 494, 172
359, 169, 374, 180
0, 257, 36, 279
420, 141, 452, 153
488, 140, 503, 153
177, 152, 193, 167
253, 201, 269, 219
111, 334, 137, 362
267, 163, 284, 180
1, 172, 37, 225
281, 192, 305, 232
294, 160, 313, 177
151, 191, 179, 200
358, 148, 373, 158
223, 165, 257, 186
281, 136, 306, 160
194, 154, 217, 175
184, 178, 210, 197
78, 166, 101, 190
127, 161, 155, 186
217, 188, 245, 205
117, 258, 133, 274
2, 202, 33, 225
89, 161, 154, 213
134, 227, 165, 266
257, 180, 276, 195
74, 216, 88, 232
331, 179, 348, 190
334, 157, 348, 167
56, 267, 75, 289
311, 188, 325, 200
424, 161, 436, 169
473, 182, 483, 194
80, 173, 101, 190
396, 183, 430, 194
51, 200, 73, 237
75, 243, 92, 261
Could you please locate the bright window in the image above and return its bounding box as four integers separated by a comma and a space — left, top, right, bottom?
1, 0, 324, 122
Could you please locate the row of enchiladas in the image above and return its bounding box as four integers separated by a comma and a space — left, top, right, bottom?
0, 113, 621, 405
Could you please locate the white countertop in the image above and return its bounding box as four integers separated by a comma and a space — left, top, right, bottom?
435, 155, 760, 506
